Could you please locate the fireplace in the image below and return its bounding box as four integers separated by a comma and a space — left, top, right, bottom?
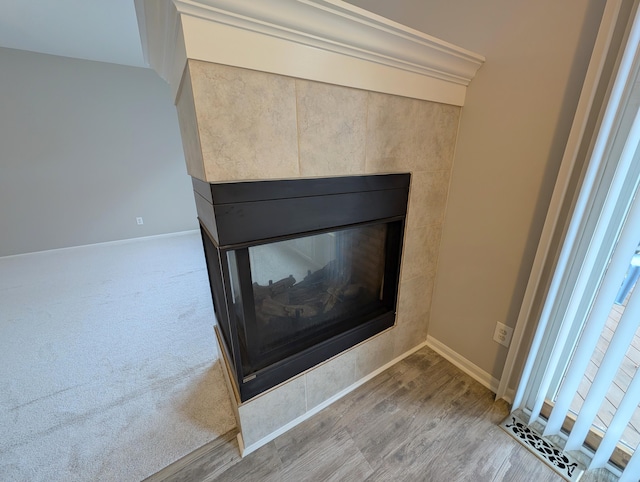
194, 174, 410, 401
137, 0, 482, 452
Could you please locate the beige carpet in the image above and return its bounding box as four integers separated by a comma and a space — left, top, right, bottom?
0, 231, 236, 481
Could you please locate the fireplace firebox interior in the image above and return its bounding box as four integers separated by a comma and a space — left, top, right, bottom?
194, 174, 410, 401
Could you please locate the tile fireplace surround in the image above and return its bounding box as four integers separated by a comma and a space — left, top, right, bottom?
136, 0, 484, 455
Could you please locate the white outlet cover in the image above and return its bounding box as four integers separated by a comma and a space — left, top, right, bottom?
493, 322, 513, 348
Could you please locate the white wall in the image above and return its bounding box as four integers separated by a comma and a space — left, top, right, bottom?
346, 0, 607, 380
0, 47, 197, 257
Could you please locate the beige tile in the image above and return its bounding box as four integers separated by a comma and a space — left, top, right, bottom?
393, 275, 433, 357
305, 349, 357, 409
396, 274, 434, 329
406, 170, 451, 229
365, 92, 460, 174
188, 60, 300, 182
296, 80, 368, 177
175, 65, 205, 180
393, 310, 429, 358
355, 330, 395, 379
400, 223, 442, 282
238, 375, 306, 447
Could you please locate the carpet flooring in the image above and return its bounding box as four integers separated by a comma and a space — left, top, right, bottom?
0, 231, 236, 481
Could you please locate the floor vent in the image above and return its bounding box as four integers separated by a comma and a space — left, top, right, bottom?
500, 413, 585, 481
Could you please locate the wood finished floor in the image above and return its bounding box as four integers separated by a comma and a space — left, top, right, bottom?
154, 347, 617, 482
572, 297, 640, 450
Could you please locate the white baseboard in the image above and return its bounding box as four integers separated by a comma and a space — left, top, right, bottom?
502, 388, 515, 404
0, 229, 200, 259
238, 339, 430, 457
425, 335, 501, 395
237, 337, 514, 456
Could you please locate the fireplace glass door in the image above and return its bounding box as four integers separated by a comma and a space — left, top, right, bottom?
226, 223, 393, 377
196, 173, 409, 400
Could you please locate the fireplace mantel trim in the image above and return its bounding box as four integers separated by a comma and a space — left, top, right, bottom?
136, 0, 485, 105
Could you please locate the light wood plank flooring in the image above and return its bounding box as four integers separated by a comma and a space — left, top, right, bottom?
571, 298, 640, 450
149, 347, 617, 482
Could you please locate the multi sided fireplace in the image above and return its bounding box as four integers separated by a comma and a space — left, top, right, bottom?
194, 174, 410, 401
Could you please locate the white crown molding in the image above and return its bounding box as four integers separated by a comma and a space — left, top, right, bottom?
136, 0, 485, 105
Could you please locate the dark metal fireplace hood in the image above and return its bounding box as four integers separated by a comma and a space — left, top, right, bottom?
194, 173, 410, 401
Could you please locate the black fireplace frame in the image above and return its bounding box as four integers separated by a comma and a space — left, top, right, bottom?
194, 173, 410, 401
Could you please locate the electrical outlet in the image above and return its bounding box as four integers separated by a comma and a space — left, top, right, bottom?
136, 217, 144, 225
493, 321, 513, 348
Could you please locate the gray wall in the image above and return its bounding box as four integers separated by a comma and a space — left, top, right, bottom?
0, 47, 197, 257
347, 0, 607, 380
